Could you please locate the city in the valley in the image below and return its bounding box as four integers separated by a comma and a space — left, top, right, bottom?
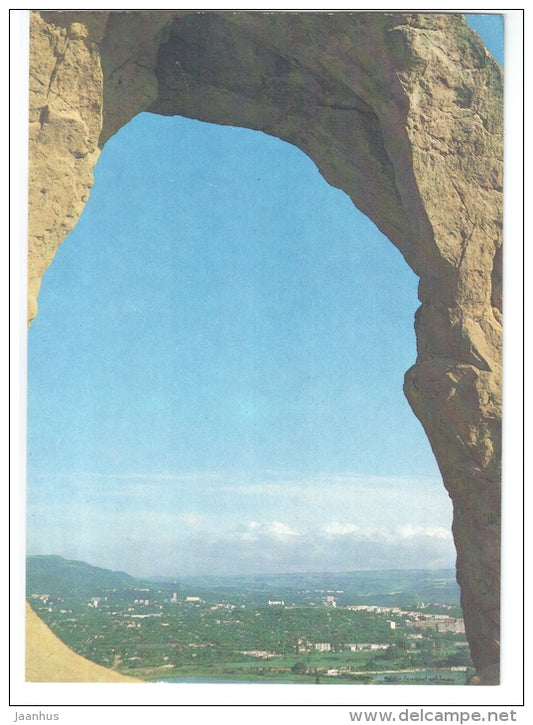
26, 556, 473, 684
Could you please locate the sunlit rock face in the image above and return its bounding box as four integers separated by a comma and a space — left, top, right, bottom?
28, 10, 503, 683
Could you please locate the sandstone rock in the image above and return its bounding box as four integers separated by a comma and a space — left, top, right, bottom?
27, 10, 503, 682
28, 11, 107, 324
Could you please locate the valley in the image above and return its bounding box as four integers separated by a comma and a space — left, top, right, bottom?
26, 556, 472, 684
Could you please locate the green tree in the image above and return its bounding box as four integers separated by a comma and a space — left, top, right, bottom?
291, 661, 308, 675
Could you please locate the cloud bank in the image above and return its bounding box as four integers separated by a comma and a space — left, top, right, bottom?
27, 469, 455, 577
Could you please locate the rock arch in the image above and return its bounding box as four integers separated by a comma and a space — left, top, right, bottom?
28, 10, 503, 683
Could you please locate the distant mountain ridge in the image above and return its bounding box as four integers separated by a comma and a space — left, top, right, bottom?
26, 554, 136, 595
26, 555, 460, 606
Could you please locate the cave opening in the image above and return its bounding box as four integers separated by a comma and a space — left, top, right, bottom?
27, 111, 454, 579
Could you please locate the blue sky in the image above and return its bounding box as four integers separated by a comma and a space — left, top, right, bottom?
26, 15, 501, 579
465, 13, 504, 65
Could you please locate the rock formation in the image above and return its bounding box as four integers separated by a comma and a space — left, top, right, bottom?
27, 10, 503, 683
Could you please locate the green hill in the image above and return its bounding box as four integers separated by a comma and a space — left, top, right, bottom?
26, 554, 136, 596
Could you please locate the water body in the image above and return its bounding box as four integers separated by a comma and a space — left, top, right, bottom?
157, 670, 467, 685
156, 676, 296, 684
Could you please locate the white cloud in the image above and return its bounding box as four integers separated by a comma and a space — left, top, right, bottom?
31, 517, 457, 578
264, 521, 301, 539
233, 521, 261, 542
232, 520, 301, 543
322, 522, 360, 537
397, 524, 452, 540
318, 521, 453, 543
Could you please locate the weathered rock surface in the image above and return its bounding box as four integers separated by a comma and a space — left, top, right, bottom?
27, 10, 503, 683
